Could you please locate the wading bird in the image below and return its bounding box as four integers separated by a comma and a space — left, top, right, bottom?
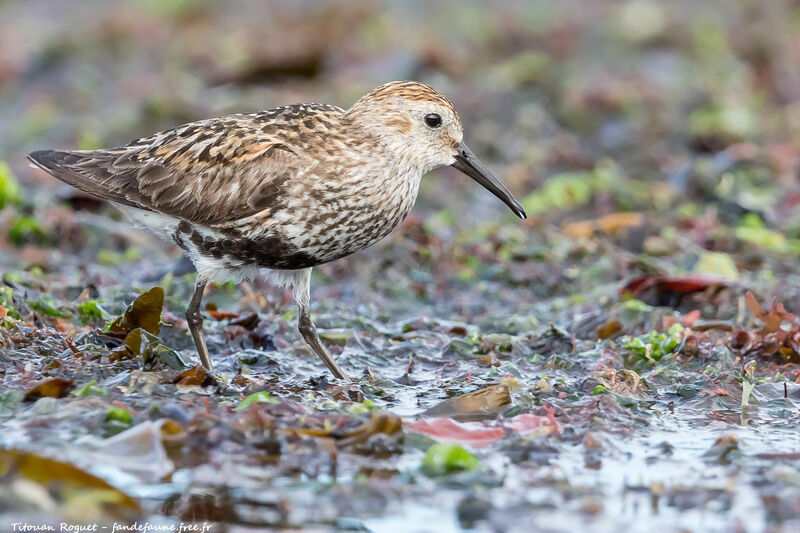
28, 81, 526, 380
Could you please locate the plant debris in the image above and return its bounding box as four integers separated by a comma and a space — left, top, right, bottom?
3, 1, 800, 531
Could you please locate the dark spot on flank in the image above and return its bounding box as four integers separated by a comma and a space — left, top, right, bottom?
189, 232, 320, 269
172, 231, 187, 250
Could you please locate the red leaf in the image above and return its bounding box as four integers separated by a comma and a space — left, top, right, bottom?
406, 412, 560, 448
746, 291, 796, 334
205, 302, 239, 321
700, 387, 735, 399
681, 310, 701, 327
745, 291, 765, 321
622, 276, 729, 298
508, 413, 560, 436
405, 418, 505, 448
208, 310, 240, 321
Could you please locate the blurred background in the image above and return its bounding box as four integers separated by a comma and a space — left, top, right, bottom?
2, 0, 800, 298
3, 1, 800, 531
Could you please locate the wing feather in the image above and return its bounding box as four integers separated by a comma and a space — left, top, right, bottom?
28, 104, 344, 226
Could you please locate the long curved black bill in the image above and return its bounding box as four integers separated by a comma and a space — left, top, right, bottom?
451, 142, 527, 219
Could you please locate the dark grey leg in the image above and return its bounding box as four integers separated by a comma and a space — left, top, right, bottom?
298, 307, 349, 381
186, 281, 213, 371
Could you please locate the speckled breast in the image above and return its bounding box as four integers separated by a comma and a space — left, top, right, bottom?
178, 175, 420, 271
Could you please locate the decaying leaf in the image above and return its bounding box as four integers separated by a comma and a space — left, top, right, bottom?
745, 290, 794, 334
111, 328, 186, 370
563, 212, 644, 238
23, 378, 75, 402
622, 276, 730, 299
588, 369, 646, 396
597, 319, 623, 340
205, 302, 240, 321
423, 384, 511, 421
700, 386, 735, 399
0, 447, 140, 511
107, 286, 164, 337
284, 412, 403, 448
737, 292, 800, 362
407, 411, 559, 449
406, 418, 505, 448
336, 412, 403, 447
173, 365, 215, 387
508, 412, 560, 437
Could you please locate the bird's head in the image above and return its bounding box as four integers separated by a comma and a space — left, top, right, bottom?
346, 81, 526, 219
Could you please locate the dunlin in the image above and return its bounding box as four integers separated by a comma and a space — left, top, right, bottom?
28, 81, 526, 380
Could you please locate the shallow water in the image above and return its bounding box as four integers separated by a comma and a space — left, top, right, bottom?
3, 0, 800, 531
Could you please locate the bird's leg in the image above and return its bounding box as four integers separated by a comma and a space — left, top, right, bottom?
186, 281, 213, 372
298, 306, 349, 381
292, 268, 349, 381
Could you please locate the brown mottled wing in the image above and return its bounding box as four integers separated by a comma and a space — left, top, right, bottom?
28, 104, 342, 226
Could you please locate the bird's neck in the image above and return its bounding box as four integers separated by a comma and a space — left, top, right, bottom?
343, 114, 432, 178
335, 112, 426, 230
355, 149, 423, 219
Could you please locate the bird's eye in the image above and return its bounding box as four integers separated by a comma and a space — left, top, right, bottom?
424, 113, 442, 128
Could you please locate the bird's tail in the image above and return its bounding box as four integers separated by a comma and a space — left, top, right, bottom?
27, 149, 139, 207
